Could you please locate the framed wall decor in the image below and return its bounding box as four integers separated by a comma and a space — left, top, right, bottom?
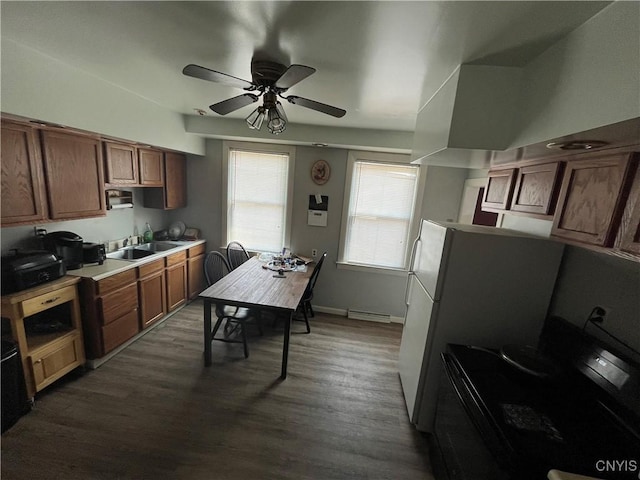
311, 159, 331, 185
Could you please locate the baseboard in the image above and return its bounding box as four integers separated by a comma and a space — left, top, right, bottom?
314, 305, 404, 325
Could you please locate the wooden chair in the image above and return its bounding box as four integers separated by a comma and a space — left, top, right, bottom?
296, 252, 327, 333
203, 251, 260, 358
226, 241, 250, 270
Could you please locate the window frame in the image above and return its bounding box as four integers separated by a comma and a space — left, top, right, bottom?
222, 140, 296, 252
337, 150, 425, 274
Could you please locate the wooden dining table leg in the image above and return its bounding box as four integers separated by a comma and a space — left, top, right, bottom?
204, 300, 212, 366
281, 310, 293, 379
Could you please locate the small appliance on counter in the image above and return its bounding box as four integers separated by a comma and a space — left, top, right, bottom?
42, 231, 84, 270
1, 250, 66, 295
82, 242, 106, 265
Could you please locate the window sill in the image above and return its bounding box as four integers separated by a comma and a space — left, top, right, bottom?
336, 261, 408, 277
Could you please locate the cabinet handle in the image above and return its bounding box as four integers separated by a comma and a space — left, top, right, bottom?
42, 296, 60, 305
34, 359, 42, 364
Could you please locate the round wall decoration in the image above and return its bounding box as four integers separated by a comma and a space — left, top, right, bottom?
311, 159, 331, 185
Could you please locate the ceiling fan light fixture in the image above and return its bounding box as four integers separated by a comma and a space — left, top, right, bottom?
267, 102, 287, 134
246, 106, 266, 130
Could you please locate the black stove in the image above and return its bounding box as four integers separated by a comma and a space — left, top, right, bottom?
432, 317, 640, 480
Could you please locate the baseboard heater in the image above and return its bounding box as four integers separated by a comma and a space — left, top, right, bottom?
347, 309, 391, 323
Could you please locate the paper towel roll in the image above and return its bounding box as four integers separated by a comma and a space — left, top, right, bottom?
110, 203, 134, 209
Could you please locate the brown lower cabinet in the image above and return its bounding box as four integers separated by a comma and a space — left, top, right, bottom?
187, 243, 206, 300
80, 269, 138, 359
138, 259, 166, 329
80, 243, 204, 359
166, 251, 187, 312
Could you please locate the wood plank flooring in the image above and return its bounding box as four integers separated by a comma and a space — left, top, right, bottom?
1, 300, 434, 480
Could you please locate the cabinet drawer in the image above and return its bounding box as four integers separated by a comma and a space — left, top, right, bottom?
138, 258, 164, 278
99, 283, 138, 325
102, 308, 139, 353
21, 285, 76, 317
96, 269, 137, 295
165, 250, 187, 266
188, 243, 206, 258
30, 334, 83, 392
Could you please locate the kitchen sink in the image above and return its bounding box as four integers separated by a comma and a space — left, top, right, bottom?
106, 248, 156, 261
105, 241, 181, 262
134, 242, 180, 252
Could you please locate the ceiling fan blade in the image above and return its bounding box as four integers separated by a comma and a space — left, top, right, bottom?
286, 96, 346, 118
274, 65, 316, 90
210, 94, 259, 115
183, 64, 255, 90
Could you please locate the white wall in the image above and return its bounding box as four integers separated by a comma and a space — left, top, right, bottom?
512, 1, 640, 147
1, 39, 205, 155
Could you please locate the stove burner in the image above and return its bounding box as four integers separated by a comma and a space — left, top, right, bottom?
500, 403, 564, 442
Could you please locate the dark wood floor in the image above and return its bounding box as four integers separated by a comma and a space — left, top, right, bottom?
1, 301, 433, 480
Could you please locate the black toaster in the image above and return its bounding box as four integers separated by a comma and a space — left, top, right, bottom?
82, 242, 106, 265
1, 250, 66, 295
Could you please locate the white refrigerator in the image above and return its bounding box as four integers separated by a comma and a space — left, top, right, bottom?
398, 220, 565, 432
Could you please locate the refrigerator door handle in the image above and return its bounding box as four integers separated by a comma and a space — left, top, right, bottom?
408, 235, 420, 271
404, 272, 415, 307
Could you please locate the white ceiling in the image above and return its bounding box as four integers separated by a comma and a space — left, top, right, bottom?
1, 1, 610, 133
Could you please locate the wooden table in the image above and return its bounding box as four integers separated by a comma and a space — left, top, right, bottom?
199, 256, 313, 378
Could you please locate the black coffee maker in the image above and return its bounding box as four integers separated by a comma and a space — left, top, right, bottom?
42, 231, 84, 270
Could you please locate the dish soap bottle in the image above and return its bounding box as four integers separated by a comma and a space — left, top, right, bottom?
143, 222, 153, 243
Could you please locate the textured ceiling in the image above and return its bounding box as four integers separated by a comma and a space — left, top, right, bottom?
1, 1, 610, 132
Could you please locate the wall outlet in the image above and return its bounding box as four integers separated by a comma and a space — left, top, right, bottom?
311, 249, 318, 258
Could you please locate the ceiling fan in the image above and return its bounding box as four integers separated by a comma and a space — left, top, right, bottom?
183, 59, 346, 134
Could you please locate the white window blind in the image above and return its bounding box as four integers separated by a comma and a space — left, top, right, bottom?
343, 161, 419, 268
227, 148, 290, 252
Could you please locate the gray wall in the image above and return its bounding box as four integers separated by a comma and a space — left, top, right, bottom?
1, 189, 168, 254
500, 215, 640, 355
175, 139, 470, 318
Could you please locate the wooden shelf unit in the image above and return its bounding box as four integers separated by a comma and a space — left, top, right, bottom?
1, 276, 86, 398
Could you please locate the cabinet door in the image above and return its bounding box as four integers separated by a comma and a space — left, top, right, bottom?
510, 162, 562, 215
30, 334, 84, 393
166, 262, 187, 312
164, 152, 187, 209
139, 271, 166, 328
41, 130, 106, 220
551, 153, 635, 247
104, 141, 138, 185
616, 155, 640, 254
187, 254, 205, 300
1, 121, 48, 225
138, 148, 163, 186
481, 168, 516, 211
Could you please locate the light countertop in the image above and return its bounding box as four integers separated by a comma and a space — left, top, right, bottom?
67, 239, 206, 281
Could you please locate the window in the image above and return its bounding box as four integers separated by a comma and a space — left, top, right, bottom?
222, 141, 295, 252
339, 151, 423, 270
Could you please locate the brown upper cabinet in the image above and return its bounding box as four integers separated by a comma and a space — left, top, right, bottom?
1, 121, 48, 226
138, 148, 164, 187
481, 168, 516, 211
41, 130, 106, 220
104, 143, 164, 187
614, 155, 640, 254
104, 141, 138, 185
509, 162, 563, 216
551, 152, 637, 247
143, 152, 186, 209
2, 118, 107, 225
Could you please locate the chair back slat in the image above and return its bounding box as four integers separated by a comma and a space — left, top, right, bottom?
226, 241, 250, 270
204, 251, 231, 286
